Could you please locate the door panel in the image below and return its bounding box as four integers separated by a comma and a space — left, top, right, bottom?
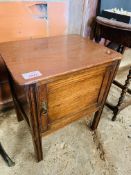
47, 66, 107, 124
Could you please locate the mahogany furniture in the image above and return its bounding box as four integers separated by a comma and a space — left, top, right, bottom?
94, 16, 131, 121
0, 35, 121, 162
0, 57, 13, 110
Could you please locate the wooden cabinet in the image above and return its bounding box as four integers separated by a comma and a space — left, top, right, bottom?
39, 65, 109, 130
0, 35, 122, 162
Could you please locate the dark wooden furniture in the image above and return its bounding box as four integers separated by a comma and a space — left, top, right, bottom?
0, 142, 15, 167
0, 35, 122, 162
101, 10, 131, 24
94, 16, 131, 121
0, 57, 13, 110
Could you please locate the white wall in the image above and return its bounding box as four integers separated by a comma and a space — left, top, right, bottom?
68, 0, 85, 34
67, 0, 98, 37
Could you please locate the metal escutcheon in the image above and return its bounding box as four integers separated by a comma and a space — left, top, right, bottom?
41, 101, 47, 115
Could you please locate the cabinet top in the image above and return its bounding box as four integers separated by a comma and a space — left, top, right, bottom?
0, 35, 121, 85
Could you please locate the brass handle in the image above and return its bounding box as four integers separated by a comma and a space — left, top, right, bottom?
41, 101, 47, 115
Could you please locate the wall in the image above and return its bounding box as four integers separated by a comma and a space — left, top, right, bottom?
0, 1, 68, 43
68, 0, 84, 34
68, 0, 99, 36
0, 0, 98, 42
124, 0, 131, 11
82, 0, 99, 37
100, 0, 131, 12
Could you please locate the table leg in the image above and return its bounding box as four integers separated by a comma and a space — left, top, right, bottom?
26, 84, 43, 162
112, 67, 131, 121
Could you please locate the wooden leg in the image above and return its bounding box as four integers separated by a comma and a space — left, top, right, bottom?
26, 84, 43, 162
13, 98, 23, 122
91, 108, 103, 130
117, 45, 125, 54
112, 67, 131, 121
16, 112, 23, 122
7, 71, 24, 122
0, 142, 15, 167
113, 80, 131, 95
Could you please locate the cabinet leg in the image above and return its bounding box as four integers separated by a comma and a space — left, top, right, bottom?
13, 99, 23, 122
91, 108, 103, 130
26, 84, 43, 162
91, 61, 121, 129
15, 109, 23, 122
7, 71, 23, 122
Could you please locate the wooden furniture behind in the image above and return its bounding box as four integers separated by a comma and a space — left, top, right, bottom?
94, 16, 131, 121
0, 35, 122, 162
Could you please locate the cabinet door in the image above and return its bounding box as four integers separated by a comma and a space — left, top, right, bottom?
38, 63, 113, 133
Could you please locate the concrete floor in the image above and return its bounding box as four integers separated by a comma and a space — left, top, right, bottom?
0, 50, 130, 175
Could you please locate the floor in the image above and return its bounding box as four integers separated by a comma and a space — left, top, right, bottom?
0, 50, 130, 175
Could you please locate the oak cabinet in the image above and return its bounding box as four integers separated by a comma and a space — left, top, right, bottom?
0, 35, 121, 162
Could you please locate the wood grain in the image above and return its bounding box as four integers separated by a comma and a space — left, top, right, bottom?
47, 66, 106, 123
2, 35, 122, 162
0, 35, 122, 86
